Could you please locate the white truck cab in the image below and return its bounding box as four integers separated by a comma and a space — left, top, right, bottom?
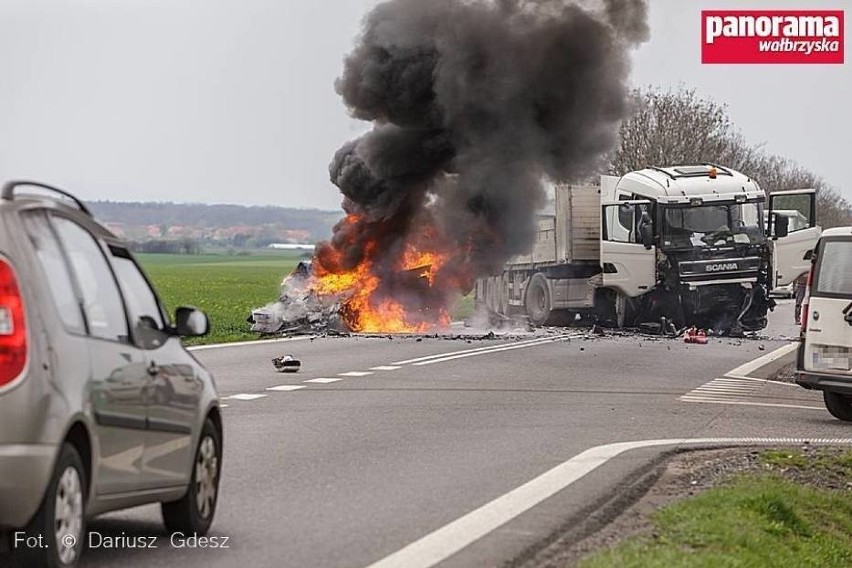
796, 226, 852, 421
599, 164, 820, 331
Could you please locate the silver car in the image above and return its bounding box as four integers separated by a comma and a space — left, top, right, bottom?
0, 181, 223, 567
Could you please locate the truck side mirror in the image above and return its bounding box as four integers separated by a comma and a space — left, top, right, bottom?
640, 224, 653, 250
773, 215, 789, 239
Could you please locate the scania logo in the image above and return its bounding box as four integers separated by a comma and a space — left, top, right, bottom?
705, 262, 739, 272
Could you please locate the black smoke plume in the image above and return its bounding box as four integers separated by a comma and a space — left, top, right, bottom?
317, 0, 648, 329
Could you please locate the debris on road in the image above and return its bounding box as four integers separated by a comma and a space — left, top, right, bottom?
683, 327, 709, 345
272, 355, 302, 373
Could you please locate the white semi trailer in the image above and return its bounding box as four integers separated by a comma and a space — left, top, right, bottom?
475, 164, 820, 332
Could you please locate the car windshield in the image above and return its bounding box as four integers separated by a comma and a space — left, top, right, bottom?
662, 202, 764, 248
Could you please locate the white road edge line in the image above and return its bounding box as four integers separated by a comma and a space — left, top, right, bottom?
391, 336, 562, 365
188, 336, 312, 351
339, 371, 374, 377
304, 378, 342, 384
725, 342, 798, 378
363, 437, 852, 568
413, 337, 567, 366
371, 366, 403, 371
679, 399, 824, 410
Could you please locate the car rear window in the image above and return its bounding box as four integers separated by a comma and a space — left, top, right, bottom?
814, 240, 852, 297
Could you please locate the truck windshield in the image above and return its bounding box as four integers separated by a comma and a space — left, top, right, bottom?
662, 202, 764, 248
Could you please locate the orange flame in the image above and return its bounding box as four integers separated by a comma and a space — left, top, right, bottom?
308, 216, 455, 333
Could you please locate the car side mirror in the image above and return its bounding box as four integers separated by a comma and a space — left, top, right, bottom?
175, 307, 210, 337
773, 215, 789, 239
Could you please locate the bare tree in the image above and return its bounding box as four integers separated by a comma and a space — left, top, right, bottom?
610, 87, 851, 228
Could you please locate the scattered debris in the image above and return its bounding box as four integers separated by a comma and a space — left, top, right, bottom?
683, 327, 708, 345
272, 355, 302, 373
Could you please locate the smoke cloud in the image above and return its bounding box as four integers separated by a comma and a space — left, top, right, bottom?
317, 0, 648, 326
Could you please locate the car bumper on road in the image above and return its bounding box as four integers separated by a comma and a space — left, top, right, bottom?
796, 370, 852, 395
0, 444, 56, 529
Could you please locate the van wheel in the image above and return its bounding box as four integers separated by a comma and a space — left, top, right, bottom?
20, 444, 87, 568
823, 391, 852, 422
162, 419, 221, 535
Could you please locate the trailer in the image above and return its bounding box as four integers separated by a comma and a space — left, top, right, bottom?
475, 164, 821, 332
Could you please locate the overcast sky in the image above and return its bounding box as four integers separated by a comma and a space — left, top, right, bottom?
0, 0, 848, 211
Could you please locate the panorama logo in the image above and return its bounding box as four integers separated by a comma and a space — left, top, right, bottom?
705, 263, 740, 273
702, 10, 845, 64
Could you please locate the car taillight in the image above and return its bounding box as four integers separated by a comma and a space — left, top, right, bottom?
0, 258, 27, 387
800, 267, 815, 334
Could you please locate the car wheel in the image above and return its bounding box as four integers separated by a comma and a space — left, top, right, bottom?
162, 418, 221, 535
19, 443, 87, 568
823, 391, 852, 422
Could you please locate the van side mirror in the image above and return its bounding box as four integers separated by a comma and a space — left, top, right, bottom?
773, 215, 789, 239
175, 307, 210, 337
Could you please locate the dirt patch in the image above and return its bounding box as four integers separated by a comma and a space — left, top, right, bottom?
774, 361, 797, 383
522, 445, 852, 568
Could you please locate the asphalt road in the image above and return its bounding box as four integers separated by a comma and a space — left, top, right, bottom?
81, 299, 851, 568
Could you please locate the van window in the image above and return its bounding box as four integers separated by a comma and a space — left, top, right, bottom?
814, 240, 852, 296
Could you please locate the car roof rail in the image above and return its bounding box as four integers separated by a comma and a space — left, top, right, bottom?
1, 180, 92, 216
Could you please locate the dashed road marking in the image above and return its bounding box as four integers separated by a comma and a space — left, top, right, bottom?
371, 365, 402, 371
305, 378, 342, 384
228, 393, 268, 401
339, 371, 374, 377
267, 385, 307, 392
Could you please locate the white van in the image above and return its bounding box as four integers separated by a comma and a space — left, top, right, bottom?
796, 226, 852, 421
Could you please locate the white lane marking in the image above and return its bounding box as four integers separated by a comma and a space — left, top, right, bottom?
305, 378, 342, 384
363, 437, 852, 568
725, 342, 798, 378
228, 394, 268, 401
371, 365, 403, 371
679, 399, 823, 410
681, 377, 759, 404
220, 404, 230, 408
267, 385, 307, 392
188, 336, 312, 351
339, 371, 374, 377
413, 337, 567, 366
725, 374, 801, 387
391, 336, 560, 365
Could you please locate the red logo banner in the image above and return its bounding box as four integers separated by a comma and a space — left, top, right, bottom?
702, 10, 844, 64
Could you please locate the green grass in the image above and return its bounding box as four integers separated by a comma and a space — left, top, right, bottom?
137, 252, 479, 345
579, 451, 852, 568
138, 252, 300, 345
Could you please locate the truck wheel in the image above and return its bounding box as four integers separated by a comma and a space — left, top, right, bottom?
525, 274, 552, 327
823, 391, 852, 422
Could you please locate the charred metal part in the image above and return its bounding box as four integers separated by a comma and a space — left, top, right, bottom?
272, 355, 302, 373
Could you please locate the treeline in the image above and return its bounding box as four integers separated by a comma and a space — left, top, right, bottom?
610, 88, 852, 228
87, 201, 341, 241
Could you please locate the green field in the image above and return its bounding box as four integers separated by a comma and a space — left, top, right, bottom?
580, 449, 852, 568
137, 252, 477, 345
137, 252, 302, 345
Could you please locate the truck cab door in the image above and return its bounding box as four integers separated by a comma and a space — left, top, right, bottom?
601, 200, 656, 297
768, 189, 821, 287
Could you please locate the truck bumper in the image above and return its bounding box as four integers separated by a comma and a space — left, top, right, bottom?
796, 371, 852, 396
0, 444, 55, 529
